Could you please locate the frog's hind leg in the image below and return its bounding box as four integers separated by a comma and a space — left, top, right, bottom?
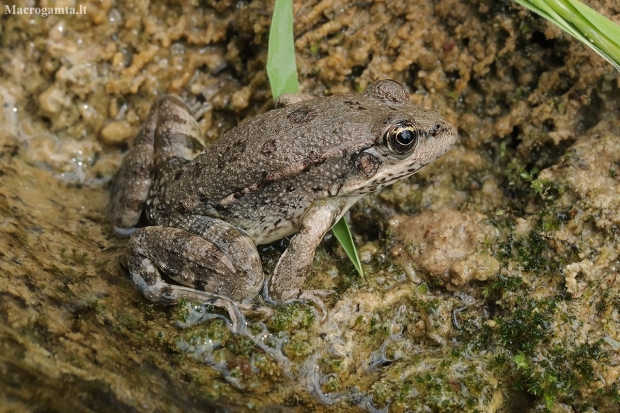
151, 96, 206, 173
125, 225, 264, 331
110, 101, 159, 232
110, 96, 205, 233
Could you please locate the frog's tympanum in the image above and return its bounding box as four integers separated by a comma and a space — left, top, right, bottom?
111, 80, 457, 321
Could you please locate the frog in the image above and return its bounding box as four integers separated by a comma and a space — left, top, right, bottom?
110, 79, 457, 327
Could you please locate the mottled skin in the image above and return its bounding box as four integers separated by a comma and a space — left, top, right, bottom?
111, 80, 457, 318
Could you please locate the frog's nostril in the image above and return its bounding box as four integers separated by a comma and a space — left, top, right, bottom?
432, 123, 443, 135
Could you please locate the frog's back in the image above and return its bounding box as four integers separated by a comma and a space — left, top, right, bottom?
157, 88, 452, 244
175, 94, 424, 201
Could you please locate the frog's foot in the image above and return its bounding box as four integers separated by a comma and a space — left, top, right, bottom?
126, 225, 264, 333
297, 289, 336, 321
132, 275, 245, 332
238, 303, 274, 320
175, 289, 247, 333
263, 283, 335, 321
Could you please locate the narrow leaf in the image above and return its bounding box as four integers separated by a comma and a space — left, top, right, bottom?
514, 0, 620, 71
266, 0, 363, 278
267, 0, 299, 99
332, 217, 364, 279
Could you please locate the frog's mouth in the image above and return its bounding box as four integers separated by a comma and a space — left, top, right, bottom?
360, 161, 427, 194
339, 147, 421, 196
340, 127, 456, 196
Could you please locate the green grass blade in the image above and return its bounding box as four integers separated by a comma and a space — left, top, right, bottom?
563, 0, 620, 63
332, 217, 364, 279
267, 0, 299, 99
514, 0, 620, 71
266, 0, 363, 278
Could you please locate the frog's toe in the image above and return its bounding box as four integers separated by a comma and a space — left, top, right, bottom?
262, 289, 336, 321
171, 288, 253, 333
133, 276, 246, 332
301, 289, 336, 297
238, 303, 274, 320
297, 289, 337, 321
114, 226, 138, 237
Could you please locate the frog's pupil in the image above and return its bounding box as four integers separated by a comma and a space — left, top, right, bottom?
397, 129, 415, 145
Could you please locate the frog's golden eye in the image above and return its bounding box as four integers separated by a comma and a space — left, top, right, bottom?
384, 121, 421, 157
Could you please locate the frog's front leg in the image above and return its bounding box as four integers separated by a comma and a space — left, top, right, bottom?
266, 200, 347, 308
125, 221, 264, 330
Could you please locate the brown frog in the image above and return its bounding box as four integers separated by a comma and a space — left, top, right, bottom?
111, 80, 457, 325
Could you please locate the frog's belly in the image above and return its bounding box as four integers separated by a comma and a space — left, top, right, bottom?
208, 179, 319, 245
231, 204, 305, 245
248, 220, 297, 245
233, 194, 362, 246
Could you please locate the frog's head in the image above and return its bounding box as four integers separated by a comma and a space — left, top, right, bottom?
340, 79, 458, 196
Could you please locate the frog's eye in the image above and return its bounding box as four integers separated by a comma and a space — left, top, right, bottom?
384, 121, 421, 157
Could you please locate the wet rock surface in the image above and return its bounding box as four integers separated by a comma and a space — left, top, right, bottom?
1, 0, 620, 411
